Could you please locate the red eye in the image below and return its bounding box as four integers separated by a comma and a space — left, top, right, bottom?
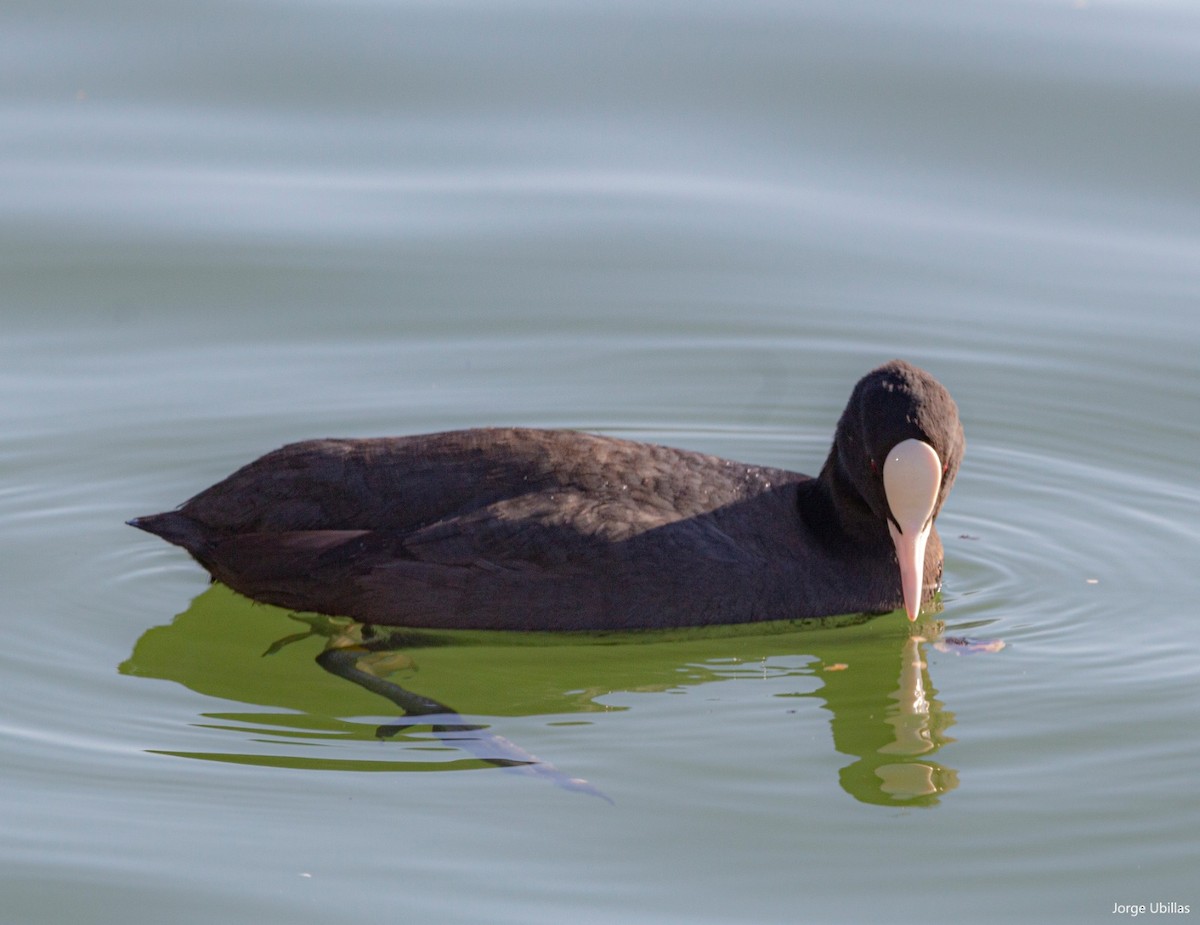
870, 458, 879, 475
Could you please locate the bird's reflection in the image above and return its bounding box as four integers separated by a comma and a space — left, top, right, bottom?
308, 623, 613, 802
121, 584, 1000, 806
814, 633, 958, 804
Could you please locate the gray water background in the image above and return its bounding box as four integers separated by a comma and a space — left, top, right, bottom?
3, 1, 1199, 922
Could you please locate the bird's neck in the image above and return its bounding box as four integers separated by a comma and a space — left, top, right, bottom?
808, 444, 890, 550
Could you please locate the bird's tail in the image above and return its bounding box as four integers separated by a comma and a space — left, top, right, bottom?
126, 511, 213, 556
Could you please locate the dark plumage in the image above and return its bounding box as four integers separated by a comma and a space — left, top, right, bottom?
129, 360, 964, 631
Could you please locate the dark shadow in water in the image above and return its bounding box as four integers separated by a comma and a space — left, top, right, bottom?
121, 584, 999, 806
313, 641, 614, 802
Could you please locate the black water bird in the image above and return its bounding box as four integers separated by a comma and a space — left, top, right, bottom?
129, 360, 964, 631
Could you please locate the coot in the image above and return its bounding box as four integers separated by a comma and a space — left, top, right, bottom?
129, 359, 964, 631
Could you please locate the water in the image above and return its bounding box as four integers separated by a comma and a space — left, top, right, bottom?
3, 0, 1199, 922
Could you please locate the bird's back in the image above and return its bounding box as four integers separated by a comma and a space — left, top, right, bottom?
132, 428, 817, 630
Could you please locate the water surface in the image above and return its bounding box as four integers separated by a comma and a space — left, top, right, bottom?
3, 0, 1199, 922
